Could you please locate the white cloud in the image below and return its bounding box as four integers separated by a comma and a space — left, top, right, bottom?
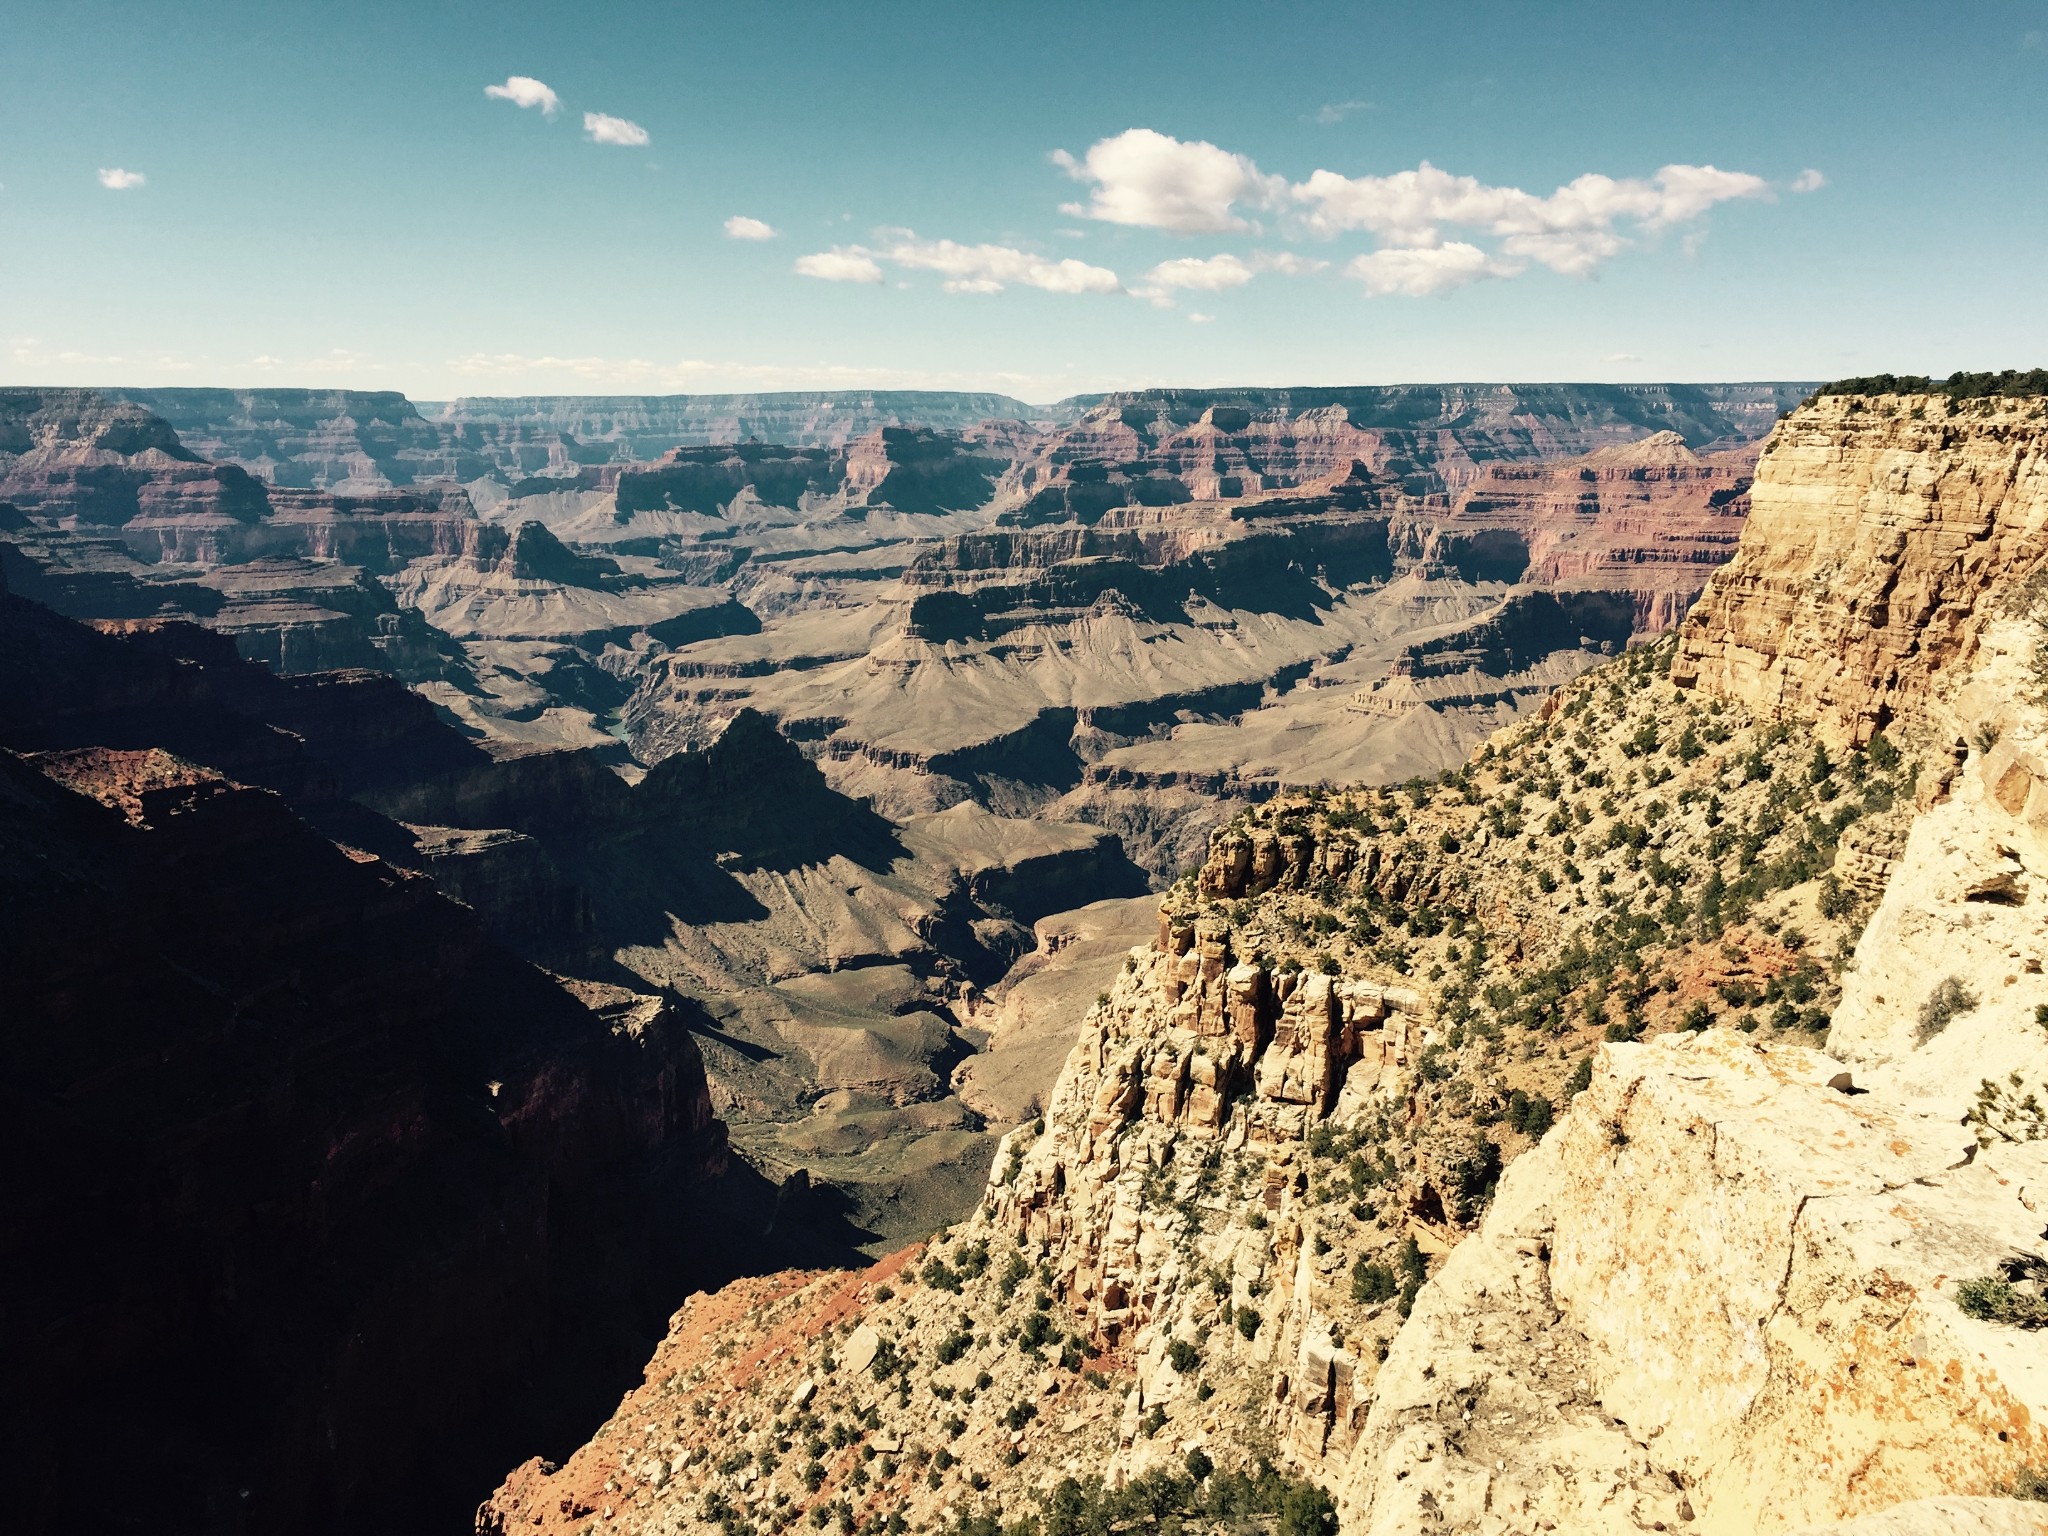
1291, 158, 1766, 286
1052, 128, 1283, 233
1126, 249, 1328, 308
97, 168, 145, 190
794, 250, 885, 283
1344, 243, 1505, 297
1791, 168, 1827, 193
1605, 351, 1643, 363
1311, 100, 1373, 126
484, 75, 560, 116
1292, 162, 1766, 246
583, 111, 649, 146
1048, 130, 1766, 296
1142, 253, 1256, 292
857, 236, 1121, 295
1187, 313, 1216, 324
724, 215, 778, 240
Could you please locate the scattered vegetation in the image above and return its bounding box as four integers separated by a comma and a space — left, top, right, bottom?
1810, 369, 2048, 403
1915, 976, 1980, 1045
1966, 1073, 2048, 1148
1956, 1262, 2048, 1329
948, 1460, 1336, 1536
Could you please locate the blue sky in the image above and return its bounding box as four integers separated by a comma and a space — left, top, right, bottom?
3, 0, 2045, 401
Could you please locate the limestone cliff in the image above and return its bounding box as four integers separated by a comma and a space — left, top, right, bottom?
1672, 392, 2048, 746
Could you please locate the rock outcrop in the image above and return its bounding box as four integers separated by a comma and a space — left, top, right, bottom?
1424, 429, 1756, 632
1673, 392, 2048, 746
0, 386, 272, 525
1335, 1029, 2048, 1533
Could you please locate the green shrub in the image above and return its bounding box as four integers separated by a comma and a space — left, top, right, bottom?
1956, 1273, 2048, 1328
2005, 1466, 2048, 1502
1506, 1089, 1555, 1136
1235, 1306, 1263, 1341
1351, 1258, 1397, 1304
1166, 1339, 1200, 1373
996, 1252, 1029, 1300
1916, 976, 1979, 1044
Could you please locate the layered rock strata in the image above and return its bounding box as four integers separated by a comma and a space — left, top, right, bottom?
1673, 392, 2048, 746
478, 387, 2048, 1536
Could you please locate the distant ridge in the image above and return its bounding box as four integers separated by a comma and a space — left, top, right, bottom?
79, 382, 1817, 492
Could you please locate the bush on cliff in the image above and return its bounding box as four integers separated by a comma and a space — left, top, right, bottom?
1811, 369, 2048, 403
951, 1459, 1336, 1536
1956, 1270, 2048, 1329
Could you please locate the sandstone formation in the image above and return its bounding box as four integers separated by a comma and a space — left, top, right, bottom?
7, 382, 1804, 843
1424, 429, 1755, 631
1334, 1029, 2048, 1533
0, 386, 271, 524
1673, 392, 2048, 746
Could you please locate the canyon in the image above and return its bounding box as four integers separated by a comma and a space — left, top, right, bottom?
23, 378, 2048, 1535
474, 385, 2048, 1536
0, 381, 1807, 1235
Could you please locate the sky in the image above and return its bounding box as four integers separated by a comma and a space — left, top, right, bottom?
4, 0, 2046, 402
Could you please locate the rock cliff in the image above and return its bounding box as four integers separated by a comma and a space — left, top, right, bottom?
1672, 392, 2048, 746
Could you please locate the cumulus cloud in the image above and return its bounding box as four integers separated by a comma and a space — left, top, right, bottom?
1143, 253, 1256, 292
884, 238, 1120, 294
583, 111, 649, 146
798, 235, 1120, 296
97, 168, 145, 190
1292, 162, 1764, 258
794, 250, 885, 283
1126, 249, 1327, 308
1052, 128, 1283, 233
1791, 168, 1827, 193
1345, 243, 1505, 297
1047, 130, 1771, 296
1187, 313, 1216, 324
724, 215, 778, 240
485, 75, 560, 115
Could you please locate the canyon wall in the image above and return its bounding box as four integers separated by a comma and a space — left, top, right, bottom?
1673, 392, 2048, 746
0, 578, 740, 1535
